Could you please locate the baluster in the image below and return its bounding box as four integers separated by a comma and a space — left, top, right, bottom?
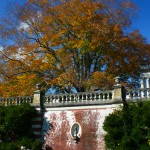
10, 98, 12, 105
78, 94, 81, 101
7, 98, 10, 105
31, 97, 33, 103
28, 97, 31, 103
93, 93, 96, 101
96, 93, 99, 100
141, 89, 144, 98
72, 95, 75, 102
53, 96, 56, 103
46, 96, 48, 103
136, 90, 140, 98
5, 99, 8, 106
69, 95, 71, 102
7, 99, 10, 106
81, 94, 84, 101
74, 95, 77, 102
77, 94, 80, 102
99, 93, 102, 100
66, 95, 69, 102
86, 94, 89, 101
24, 98, 27, 103
76, 94, 79, 102
89, 94, 91, 101
109, 92, 112, 100
80, 94, 83, 101
55, 96, 57, 103
3, 99, 5, 106
148, 90, 150, 98
28, 97, 30, 103
103, 93, 105, 100
48, 96, 51, 103
20, 98, 22, 104
85, 94, 87, 101
98, 93, 100, 100
66, 95, 68, 102
59, 96, 62, 103
49, 96, 52, 103
51, 96, 54, 103
144, 89, 147, 97
136, 91, 139, 98
24, 97, 26, 103
89, 93, 92, 101
63, 96, 66, 103
16, 98, 19, 105
146, 89, 149, 97
56, 95, 59, 103
129, 91, 133, 99
132, 91, 136, 99
104, 93, 107, 100
61, 95, 64, 102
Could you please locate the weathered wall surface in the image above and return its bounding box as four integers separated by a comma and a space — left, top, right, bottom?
42, 105, 118, 150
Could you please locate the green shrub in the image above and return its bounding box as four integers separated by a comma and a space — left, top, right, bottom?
103, 101, 150, 150
0, 103, 43, 149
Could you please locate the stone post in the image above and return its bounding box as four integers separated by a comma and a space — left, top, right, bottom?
113, 77, 125, 103
146, 78, 149, 88
113, 84, 123, 102
140, 77, 144, 89
33, 83, 42, 106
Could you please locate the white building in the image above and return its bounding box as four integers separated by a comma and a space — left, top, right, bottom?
140, 65, 150, 97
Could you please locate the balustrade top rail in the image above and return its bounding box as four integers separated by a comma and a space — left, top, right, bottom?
0, 96, 33, 106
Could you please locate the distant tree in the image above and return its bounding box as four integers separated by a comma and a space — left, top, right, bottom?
103, 101, 150, 150
0, 0, 149, 96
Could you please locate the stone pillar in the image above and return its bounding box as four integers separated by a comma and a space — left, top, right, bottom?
113, 84, 122, 102
140, 78, 144, 89
33, 84, 42, 106
145, 78, 149, 97
140, 78, 144, 97
146, 78, 150, 88
146, 78, 150, 97
113, 77, 125, 102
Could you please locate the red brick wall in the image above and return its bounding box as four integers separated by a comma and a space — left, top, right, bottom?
42, 106, 114, 150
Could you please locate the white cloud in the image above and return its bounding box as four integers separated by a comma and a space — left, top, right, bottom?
0, 46, 4, 51
18, 22, 29, 31
11, 48, 26, 60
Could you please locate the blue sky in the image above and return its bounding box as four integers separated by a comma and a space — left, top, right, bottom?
132, 1, 150, 43
0, 0, 150, 43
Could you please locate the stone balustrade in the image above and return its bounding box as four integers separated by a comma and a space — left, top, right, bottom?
0, 96, 33, 106
126, 88, 150, 100
43, 90, 114, 106
0, 86, 150, 107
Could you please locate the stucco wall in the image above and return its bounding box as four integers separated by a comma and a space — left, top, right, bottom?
42, 105, 119, 150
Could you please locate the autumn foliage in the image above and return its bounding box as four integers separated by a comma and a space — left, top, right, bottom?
0, 0, 149, 96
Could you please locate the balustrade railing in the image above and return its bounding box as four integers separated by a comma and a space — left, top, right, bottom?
43, 90, 113, 105
0, 96, 33, 106
0, 87, 150, 107
126, 88, 150, 100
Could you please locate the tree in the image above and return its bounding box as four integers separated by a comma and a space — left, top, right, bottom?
0, 0, 149, 96
103, 101, 150, 150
